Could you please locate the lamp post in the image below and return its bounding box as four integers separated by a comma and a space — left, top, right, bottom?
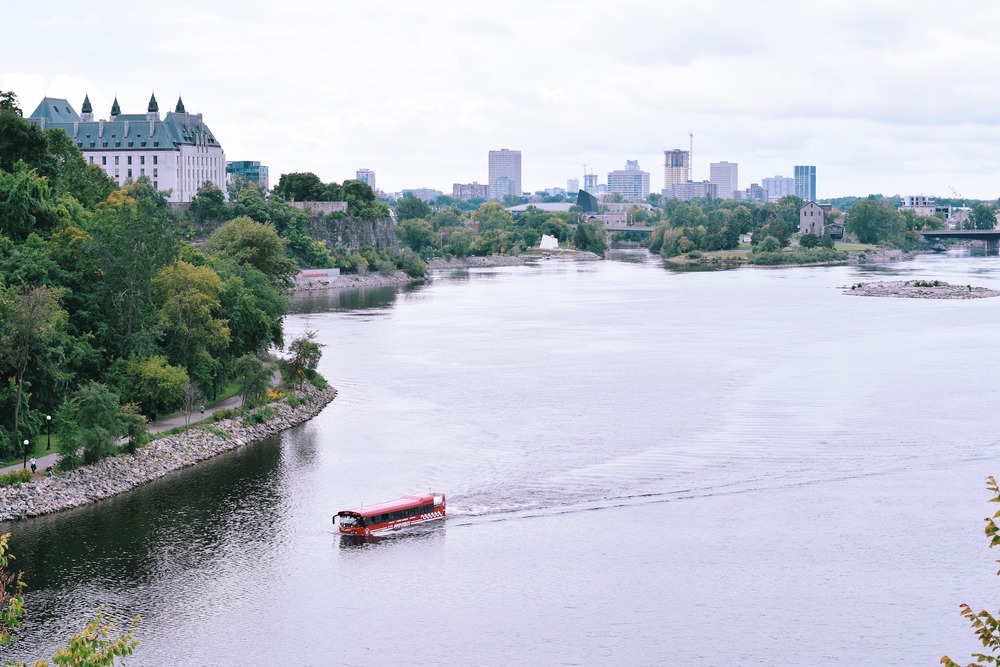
22, 439, 29, 470
46, 415, 51, 450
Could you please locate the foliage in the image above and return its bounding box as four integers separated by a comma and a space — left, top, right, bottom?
395, 195, 431, 221
799, 232, 821, 248
942, 476, 1000, 666
242, 405, 276, 425
0, 469, 31, 487
187, 181, 228, 223
396, 218, 434, 252
231, 353, 274, 412
287, 331, 323, 390
573, 221, 608, 256
0, 532, 25, 648
109, 355, 189, 421
397, 248, 427, 278
204, 216, 297, 289
756, 236, 781, 253
846, 200, 901, 245
119, 402, 148, 454
966, 204, 998, 231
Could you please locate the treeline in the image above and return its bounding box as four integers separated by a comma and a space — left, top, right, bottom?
0, 93, 307, 463
393, 196, 609, 257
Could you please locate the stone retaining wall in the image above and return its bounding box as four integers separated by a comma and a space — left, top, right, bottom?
0, 386, 338, 522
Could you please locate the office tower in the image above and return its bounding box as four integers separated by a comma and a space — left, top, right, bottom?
488, 149, 522, 200
226, 161, 269, 194
356, 168, 376, 190
567, 177, 579, 193
664, 149, 690, 189
761, 175, 795, 202
607, 161, 650, 201
584, 173, 598, 194
794, 165, 816, 201
709, 161, 739, 199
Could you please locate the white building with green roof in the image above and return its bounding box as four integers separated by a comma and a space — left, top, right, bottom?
28, 93, 226, 203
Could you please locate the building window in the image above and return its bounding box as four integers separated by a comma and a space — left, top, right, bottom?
153, 155, 158, 165
127, 169, 132, 178
115, 156, 120, 166
140, 156, 145, 165
89, 156, 93, 164
153, 181, 158, 190
102, 156, 107, 165
153, 168, 158, 178
127, 156, 132, 165
140, 169, 145, 177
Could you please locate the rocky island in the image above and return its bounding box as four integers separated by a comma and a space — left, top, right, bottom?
843, 280, 1000, 299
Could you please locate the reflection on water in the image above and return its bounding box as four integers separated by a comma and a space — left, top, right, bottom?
7, 251, 1000, 665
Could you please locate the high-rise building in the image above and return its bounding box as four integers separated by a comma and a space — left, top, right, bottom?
663, 181, 717, 201
664, 149, 690, 189
794, 165, 816, 201
567, 177, 579, 193
488, 149, 521, 200
453, 182, 489, 201
356, 168, 376, 190
761, 175, 795, 202
226, 160, 269, 196
584, 172, 598, 194
709, 161, 739, 199
607, 160, 650, 201
28, 93, 225, 203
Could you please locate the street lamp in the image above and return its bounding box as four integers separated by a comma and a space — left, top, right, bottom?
46, 415, 51, 450
22, 439, 29, 470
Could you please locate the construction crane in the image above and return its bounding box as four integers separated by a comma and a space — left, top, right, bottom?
949, 185, 964, 206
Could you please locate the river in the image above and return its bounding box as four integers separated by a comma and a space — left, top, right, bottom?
3, 249, 1000, 665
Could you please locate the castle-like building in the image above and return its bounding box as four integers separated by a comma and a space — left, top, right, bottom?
28, 93, 225, 203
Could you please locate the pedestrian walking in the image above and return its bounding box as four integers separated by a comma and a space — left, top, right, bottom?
30, 457, 36, 474
199, 405, 205, 415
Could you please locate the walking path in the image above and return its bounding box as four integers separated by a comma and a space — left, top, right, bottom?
0, 372, 278, 477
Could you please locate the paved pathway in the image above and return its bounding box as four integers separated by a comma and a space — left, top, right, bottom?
0, 372, 280, 476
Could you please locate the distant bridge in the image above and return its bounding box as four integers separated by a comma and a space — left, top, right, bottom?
920, 229, 1000, 252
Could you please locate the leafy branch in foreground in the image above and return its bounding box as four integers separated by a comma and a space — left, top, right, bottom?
942, 476, 1000, 666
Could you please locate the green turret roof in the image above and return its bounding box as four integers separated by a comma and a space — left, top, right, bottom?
110, 97, 120, 117
147, 92, 158, 113
81, 94, 92, 114
175, 95, 185, 113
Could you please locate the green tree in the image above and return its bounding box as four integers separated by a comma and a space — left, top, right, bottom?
152, 261, 230, 389
287, 331, 323, 390
0, 109, 48, 175
0, 90, 21, 115
472, 201, 514, 233
72, 381, 124, 464
799, 232, 821, 248
232, 353, 273, 412
204, 216, 296, 289
846, 200, 899, 245
110, 355, 189, 421
943, 476, 1000, 666
187, 181, 229, 223
272, 172, 328, 202
1, 283, 64, 455
573, 220, 608, 256
0, 532, 25, 648
756, 236, 781, 253
968, 204, 997, 231
396, 218, 434, 252
0, 161, 60, 242
395, 195, 431, 221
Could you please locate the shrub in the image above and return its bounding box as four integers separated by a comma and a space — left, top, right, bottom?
212, 408, 240, 422
0, 469, 32, 487
242, 406, 276, 425
286, 395, 302, 409
686, 250, 703, 259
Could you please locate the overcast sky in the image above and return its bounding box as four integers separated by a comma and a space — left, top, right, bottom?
3, 1, 999, 200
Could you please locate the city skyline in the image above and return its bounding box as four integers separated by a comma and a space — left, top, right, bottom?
4, 1, 1000, 199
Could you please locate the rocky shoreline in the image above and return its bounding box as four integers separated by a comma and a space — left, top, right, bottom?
843, 280, 1000, 299
0, 385, 338, 523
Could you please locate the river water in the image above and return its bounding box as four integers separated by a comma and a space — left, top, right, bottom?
4, 250, 1000, 665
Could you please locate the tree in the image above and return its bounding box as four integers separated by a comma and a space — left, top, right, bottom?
287, 331, 323, 390
756, 235, 781, 253
396, 218, 434, 252
204, 216, 297, 289
1, 284, 64, 457
0, 161, 60, 242
0, 90, 21, 115
232, 353, 273, 412
110, 355, 189, 421
272, 172, 327, 202
943, 476, 1000, 666
119, 402, 148, 455
0, 109, 48, 175
799, 232, 821, 248
968, 204, 997, 231
187, 181, 229, 222
846, 200, 899, 245
180, 383, 205, 426
395, 195, 431, 221
472, 201, 514, 233
0, 532, 139, 665
72, 382, 124, 464
573, 220, 608, 256
152, 261, 230, 389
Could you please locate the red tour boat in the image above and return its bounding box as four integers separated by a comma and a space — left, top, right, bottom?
334, 493, 446, 536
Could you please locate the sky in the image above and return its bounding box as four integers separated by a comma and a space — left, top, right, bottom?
3, 1, 1000, 200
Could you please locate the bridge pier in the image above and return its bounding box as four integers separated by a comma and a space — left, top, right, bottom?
989, 239, 1000, 255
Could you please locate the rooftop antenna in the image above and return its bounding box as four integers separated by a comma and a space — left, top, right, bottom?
689, 131, 694, 181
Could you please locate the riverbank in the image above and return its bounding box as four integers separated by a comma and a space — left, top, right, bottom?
0, 385, 337, 522
843, 280, 1000, 299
